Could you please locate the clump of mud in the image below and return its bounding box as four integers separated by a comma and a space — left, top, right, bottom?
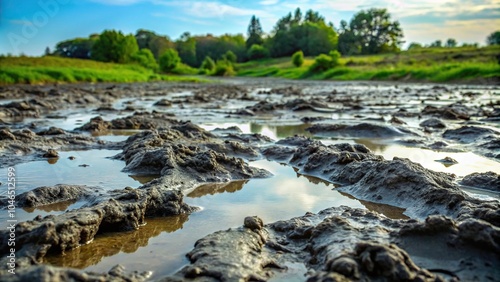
166, 207, 499, 281
0, 127, 108, 167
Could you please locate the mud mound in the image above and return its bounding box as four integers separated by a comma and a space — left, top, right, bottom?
421, 103, 471, 120
461, 171, 500, 192
1, 264, 151, 282
0, 128, 107, 167
243, 98, 332, 113
116, 123, 271, 184
306, 123, 411, 138
16, 185, 98, 208
309, 242, 440, 282
166, 207, 500, 281
443, 126, 500, 159
420, 118, 446, 129
77, 112, 179, 133
443, 126, 499, 143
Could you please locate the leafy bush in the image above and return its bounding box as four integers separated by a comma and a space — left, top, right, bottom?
309, 51, 341, 72
159, 49, 180, 72
213, 60, 235, 76
131, 49, 159, 71
292, 50, 304, 67
247, 44, 270, 60
223, 51, 237, 64
200, 56, 216, 74
329, 50, 341, 66
309, 54, 333, 72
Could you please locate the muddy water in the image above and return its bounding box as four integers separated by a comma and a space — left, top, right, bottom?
44, 159, 407, 279
38, 122, 497, 278
0, 150, 157, 229
1, 80, 499, 279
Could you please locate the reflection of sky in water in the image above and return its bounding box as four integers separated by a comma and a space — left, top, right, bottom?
0, 150, 151, 229
201, 123, 500, 179
51, 160, 405, 279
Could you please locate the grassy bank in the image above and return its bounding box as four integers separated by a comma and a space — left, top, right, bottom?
1, 46, 498, 85
237, 46, 500, 83
0, 56, 205, 85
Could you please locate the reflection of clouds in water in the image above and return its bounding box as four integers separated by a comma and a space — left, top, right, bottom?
369, 145, 500, 177
187, 180, 247, 198
259, 127, 278, 140
46, 215, 189, 270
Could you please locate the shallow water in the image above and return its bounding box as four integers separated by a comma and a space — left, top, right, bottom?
1, 81, 499, 279
44, 160, 407, 279
201, 122, 500, 178
0, 150, 154, 229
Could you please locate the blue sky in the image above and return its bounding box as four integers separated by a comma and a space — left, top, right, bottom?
1, 0, 499, 55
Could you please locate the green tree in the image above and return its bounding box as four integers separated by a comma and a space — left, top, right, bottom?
135, 29, 173, 59
429, 40, 442, 48
193, 34, 246, 66
445, 38, 457, 48
292, 8, 302, 25
44, 47, 51, 56
223, 50, 237, 64
461, 42, 479, 48
200, 56, 216, 73
54, 35, 98, 59
304, 9, 325, 23
246, 15, 264, 48
159, 48, 180, 72
407, 42, 423, 50
91, 30, 139, 63
486, 31, 500, 45
292, 50, 304, 67
339, 8, 403, 55
268, 9, 337, 58
131, 48, 158, 70
176, 32, 197, 67
247, 44, 270, 60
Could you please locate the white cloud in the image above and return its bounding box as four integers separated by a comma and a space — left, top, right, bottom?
259, 0, 280, 5
152, 12, 215, 26
153, 1, 274, 19
404, 18, 500, 45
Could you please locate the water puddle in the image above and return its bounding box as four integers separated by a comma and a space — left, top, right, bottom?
0, 149, 156, 228
202, 122, 500, 179
44, 160, 405, 279
354, 139, 500, 177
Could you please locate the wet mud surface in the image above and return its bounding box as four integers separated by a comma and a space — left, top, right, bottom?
0, 79, 498, 281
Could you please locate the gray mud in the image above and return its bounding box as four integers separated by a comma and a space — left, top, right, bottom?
0, 80, 498, 281
165, 207, 499, 282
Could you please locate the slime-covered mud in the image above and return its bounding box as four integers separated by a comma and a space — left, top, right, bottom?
0, 79, 498, 281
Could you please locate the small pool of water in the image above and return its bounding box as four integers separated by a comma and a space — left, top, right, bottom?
201, 122, 500, 178
0, 150, 155, 229
44, 160, 406, 279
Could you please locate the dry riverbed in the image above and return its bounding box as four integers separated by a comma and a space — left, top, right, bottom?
0, 78, 499, 281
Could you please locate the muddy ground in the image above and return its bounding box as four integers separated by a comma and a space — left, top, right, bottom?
0, 79, 499, 281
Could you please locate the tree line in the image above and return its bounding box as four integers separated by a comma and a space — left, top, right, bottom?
50, 7, 500, 72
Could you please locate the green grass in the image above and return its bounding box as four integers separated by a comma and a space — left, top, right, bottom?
0, 56, 206, 85
2, 46, 498, 85
236, 46, 500, 83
